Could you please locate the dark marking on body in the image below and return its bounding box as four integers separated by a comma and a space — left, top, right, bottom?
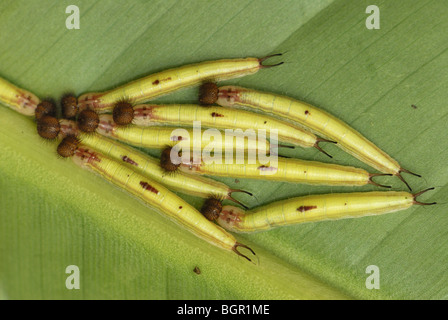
171, 135, 185, 141
134, 105, 153, 119
152, 77, 172, 85
122, 155, 138, 166
305, 110, 310, 115
297, 205, 317, 212
99, 120, 115, 134
257, 165, 277, 172
211, 112, 224, 118
140, 181, 159, 194
78, 148, 101, 163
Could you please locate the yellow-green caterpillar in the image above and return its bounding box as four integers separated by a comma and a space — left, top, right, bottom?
58, 121, 251, 206
214, 189, 436, 232
215, 86, 420, 190
77, 55, 283, 112
127, 103, 334, 157
0, 76, 40, 116
179, 155, 391, 187
65, 142, 255, 261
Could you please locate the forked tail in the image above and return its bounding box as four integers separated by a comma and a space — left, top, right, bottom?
259, 53, 284, 68
369, 173, 393, 188
396, 167, 422, 191
314, 138, 337, 158
228, 189, 253, 209
413, 187, 437, 206
232, 242, 256, 262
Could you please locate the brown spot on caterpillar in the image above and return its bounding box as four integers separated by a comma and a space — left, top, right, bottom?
140, 181, 159, 194
134, 105, 154, 119
171, 135, 185, 141
179, 206, 183, 209
305, 110, 309, 115
152, 77, 171, 86
99, 119, 115, 134
257, 165, 277, 172
221, 208, 242, 225
77, 148, 101, 163
211, 112, 224, 117
122, 156, 138, 166
297, 206, 317, 212
16, 92, 28, 107
264, 121, 267, 124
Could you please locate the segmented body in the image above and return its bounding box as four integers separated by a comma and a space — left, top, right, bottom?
71, 146, 238, 252
96, 114, 270, 152
132, 104, 318, 149
78, 57, 266, 113
217, 86, 401, 175
73, 131, 248, 201
217, 191, 415, 232
179, 156, 379, 186
0, 77, 40, 116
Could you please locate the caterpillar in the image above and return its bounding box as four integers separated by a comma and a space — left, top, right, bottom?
203, 189, 436, 233
57, 137, 256, 261
114, 103, 335, 157
0, 76, 40, 116
178, 154, 391, 187
212, 85, 420, 190
95, 114, 273, 154
77, 54, 283, 113
58, 122, 252, 206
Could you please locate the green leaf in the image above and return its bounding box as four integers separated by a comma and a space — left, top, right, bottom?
1, 0, 447, 300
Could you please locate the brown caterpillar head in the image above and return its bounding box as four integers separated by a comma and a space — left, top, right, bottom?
61, 94, 79, 119
35, 100, 56, 121
77, 109, 99, 133
200, 197, 223, 221
57, 135, 80, 158
113, 101, 134, 125
199, 82, 218, 105
160, 147, 181, 172
37, 115, 60, 140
